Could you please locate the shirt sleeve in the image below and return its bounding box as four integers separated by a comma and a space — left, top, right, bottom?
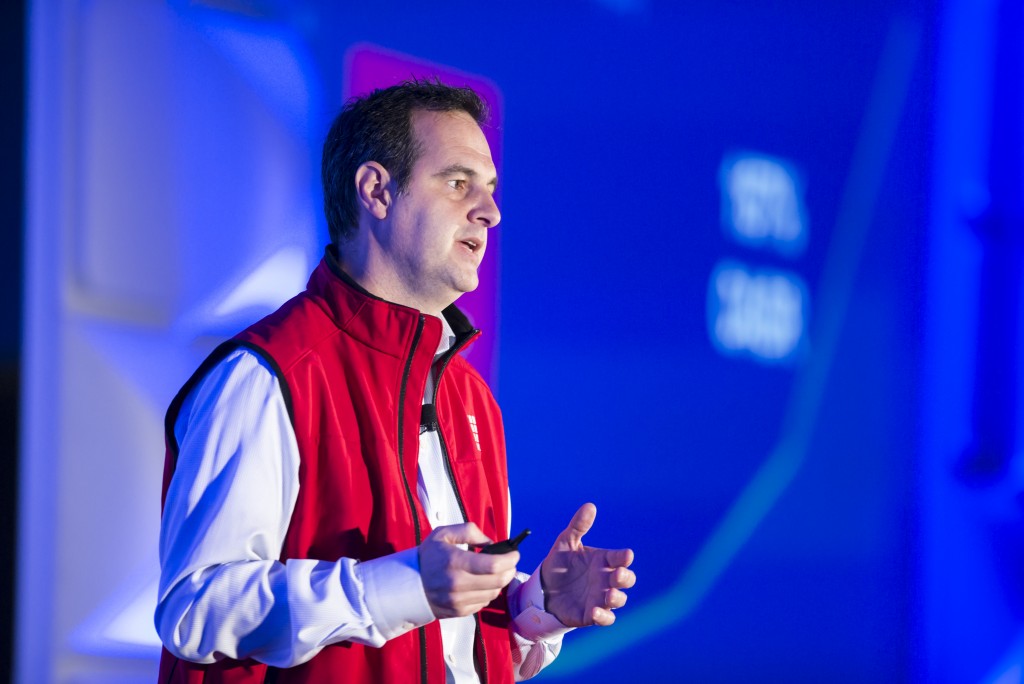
155, 348, 436, 666
503, 494, 572, 680
505, 571, 570, 680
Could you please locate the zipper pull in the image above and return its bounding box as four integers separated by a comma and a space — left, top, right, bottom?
419, 404, 438, 434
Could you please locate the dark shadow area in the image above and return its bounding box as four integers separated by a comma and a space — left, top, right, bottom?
1, 0, 25, 682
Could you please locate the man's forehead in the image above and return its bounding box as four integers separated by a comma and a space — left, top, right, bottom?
411, 109, 496, 172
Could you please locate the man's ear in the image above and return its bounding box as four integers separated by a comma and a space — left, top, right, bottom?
354, 161, 393, 220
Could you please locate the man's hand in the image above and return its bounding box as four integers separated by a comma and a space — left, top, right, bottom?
540, 503, 636, 627
419, 522, 520, 619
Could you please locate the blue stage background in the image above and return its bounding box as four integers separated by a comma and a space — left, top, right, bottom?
16, 1, 1023, 682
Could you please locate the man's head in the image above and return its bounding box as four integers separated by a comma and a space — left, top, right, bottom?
321, 79, 488, 246
321, 79, 500, 316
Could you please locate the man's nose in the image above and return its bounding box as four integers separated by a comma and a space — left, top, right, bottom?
470, 191, 501, 229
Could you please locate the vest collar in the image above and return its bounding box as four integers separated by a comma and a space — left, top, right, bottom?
308, 246, 479, 357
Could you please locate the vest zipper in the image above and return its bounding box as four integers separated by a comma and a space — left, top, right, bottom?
432, 343, 472, 525
432, 331, 488, 684
430, 330, 477, 523
475, 614, 489, 684
398, 315, 428, 684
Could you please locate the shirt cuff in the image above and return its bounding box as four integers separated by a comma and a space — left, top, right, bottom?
510, 567, 574, 642
359, 548, 436, 641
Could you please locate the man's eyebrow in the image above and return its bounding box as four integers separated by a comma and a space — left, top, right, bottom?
435, 164, 498, 190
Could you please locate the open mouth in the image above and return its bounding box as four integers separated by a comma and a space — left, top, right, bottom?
459, 238, 482, 253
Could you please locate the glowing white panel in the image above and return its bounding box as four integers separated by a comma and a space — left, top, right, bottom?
21, 2, 320, 682
212, 246, 309, 319
707, 260, 809, 364
69, 569, 161, 658
720, 152, 808, 256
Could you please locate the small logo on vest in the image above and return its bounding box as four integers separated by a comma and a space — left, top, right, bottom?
467, 415, 481, 451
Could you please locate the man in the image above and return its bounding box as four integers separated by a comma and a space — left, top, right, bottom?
156, 80, 635, 683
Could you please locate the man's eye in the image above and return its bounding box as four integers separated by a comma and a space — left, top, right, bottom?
448, 179, 467, 191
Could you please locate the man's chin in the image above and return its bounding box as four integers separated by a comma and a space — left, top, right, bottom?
457, 274, 481, 294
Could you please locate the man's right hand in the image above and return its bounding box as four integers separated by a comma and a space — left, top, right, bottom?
418, 522, 520, 619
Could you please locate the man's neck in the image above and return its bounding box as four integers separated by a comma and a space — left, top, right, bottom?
328, 243, 450, 318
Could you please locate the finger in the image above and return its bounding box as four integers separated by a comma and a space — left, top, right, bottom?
591, 605, 615, 627
436, 588, 505, 618
604, 548, 634, 569
434, 522, 492, 546
446, 566, 518, 592
605, 587, 628, 610
458, 587, 504, 605
457, 547, 520, 576
563, 503, 597, 547
609, 566, 636, 589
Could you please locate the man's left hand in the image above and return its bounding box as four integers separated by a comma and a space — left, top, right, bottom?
539, 503, 635, 627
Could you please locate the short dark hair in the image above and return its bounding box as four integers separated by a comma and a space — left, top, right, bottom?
321, 78, 488, 245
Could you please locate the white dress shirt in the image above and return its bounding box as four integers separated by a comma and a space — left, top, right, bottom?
156, 318, 569, 681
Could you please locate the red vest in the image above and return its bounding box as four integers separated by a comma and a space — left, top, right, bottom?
160, 256, 513, 684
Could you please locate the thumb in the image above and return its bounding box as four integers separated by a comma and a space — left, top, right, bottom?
434, 522, 492, 546
562, 503, 597, 548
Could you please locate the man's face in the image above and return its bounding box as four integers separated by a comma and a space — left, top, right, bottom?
377, 109, 500, 315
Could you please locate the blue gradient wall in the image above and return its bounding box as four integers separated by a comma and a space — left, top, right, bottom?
20, 1, 1021, 682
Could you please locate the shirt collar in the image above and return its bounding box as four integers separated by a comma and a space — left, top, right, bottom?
435, 315, 457, 359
